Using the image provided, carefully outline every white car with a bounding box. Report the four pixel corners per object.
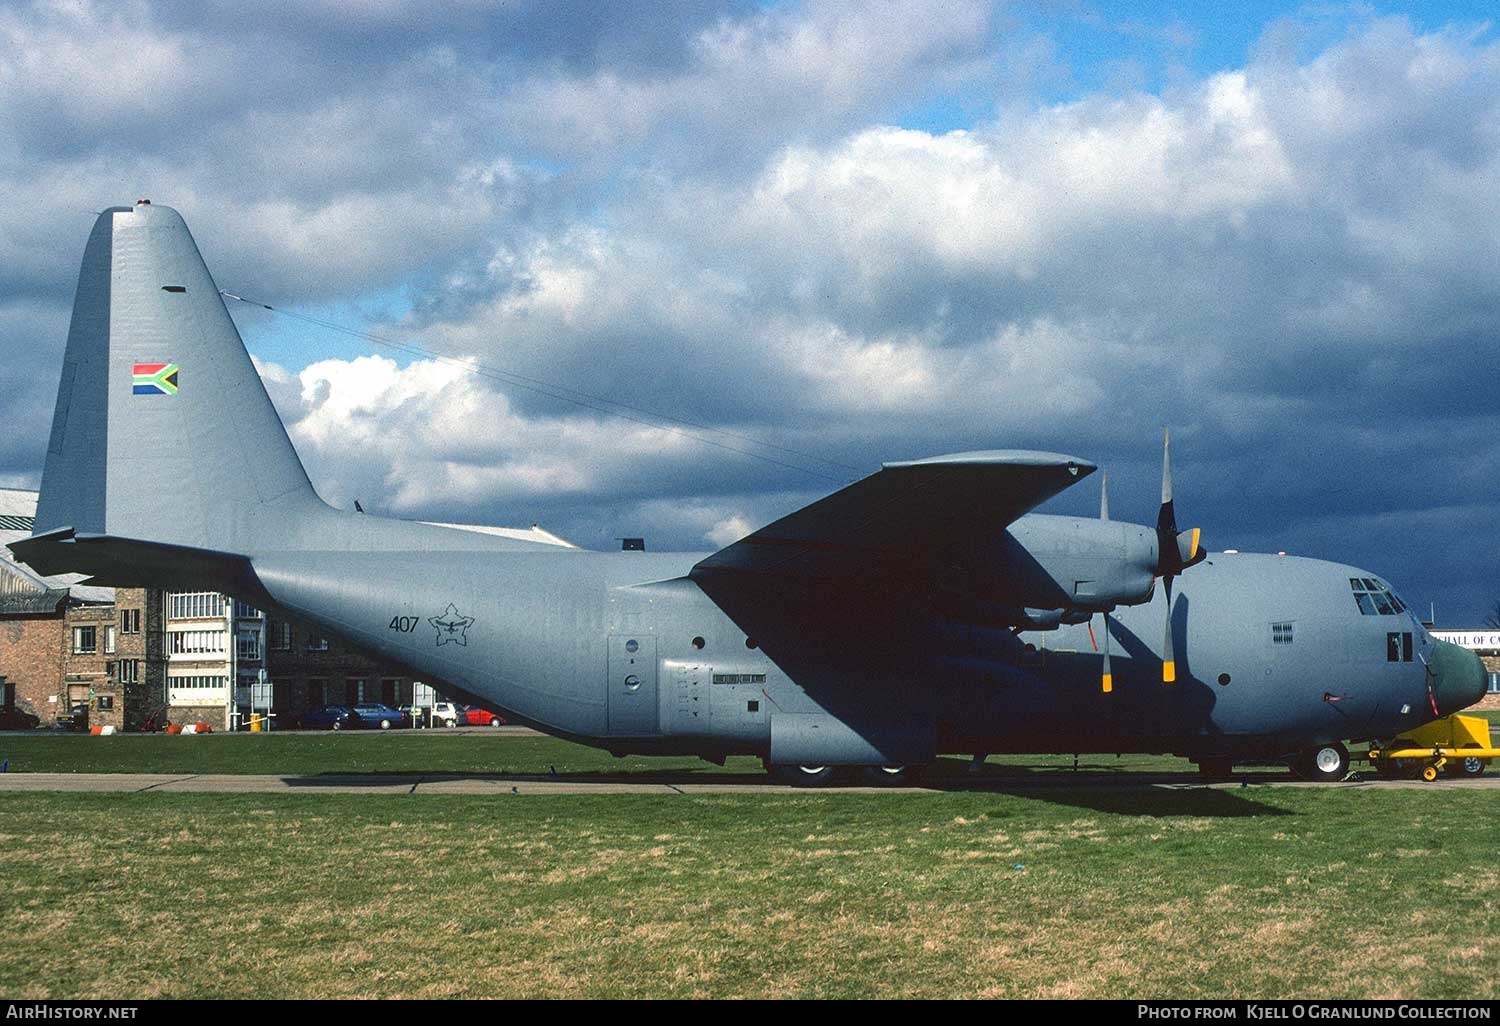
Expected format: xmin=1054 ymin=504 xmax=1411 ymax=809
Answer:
xmin=428 ymin=702 xmax=459 ymax=728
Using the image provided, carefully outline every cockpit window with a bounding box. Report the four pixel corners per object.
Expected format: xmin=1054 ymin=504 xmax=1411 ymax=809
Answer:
xmin=1350 ymin=577 xmax=1404 ymax=616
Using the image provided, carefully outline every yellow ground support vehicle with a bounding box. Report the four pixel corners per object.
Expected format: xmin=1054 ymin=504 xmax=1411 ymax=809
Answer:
xmin=1367 ymin=713 xmax=1498 ymax=781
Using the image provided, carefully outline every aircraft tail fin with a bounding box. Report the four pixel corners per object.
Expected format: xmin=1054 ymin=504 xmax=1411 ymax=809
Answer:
xmin=35 ymin=201 xmax=324 ymax=557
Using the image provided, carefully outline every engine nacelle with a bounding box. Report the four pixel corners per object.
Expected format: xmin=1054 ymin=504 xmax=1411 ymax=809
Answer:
xmin=1016 ymin=608 xmax=1094 ymax=630
xmin=997 ymin=514 xmax=1159 ymax=613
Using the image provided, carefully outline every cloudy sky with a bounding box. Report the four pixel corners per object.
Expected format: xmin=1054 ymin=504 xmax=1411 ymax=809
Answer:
xmin=2 ymin=0 xmax=1498 ymax=623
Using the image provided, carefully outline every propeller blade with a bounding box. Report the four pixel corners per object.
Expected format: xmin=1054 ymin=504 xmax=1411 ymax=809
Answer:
xmin=1155 ymin=429 xmax=1205 ymax=574
xmin=1158 ymin=429 xmax=1175 ymax=535
xmin=1162 ymin=576 xmax=1176 ymax=683
xmin=1101 ymin=611 xmax=1113 ymax=693
xmin=1100 ymin=470 xmax=1109 ymax=522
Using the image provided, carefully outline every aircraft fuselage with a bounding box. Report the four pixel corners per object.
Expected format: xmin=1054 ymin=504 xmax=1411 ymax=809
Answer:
xmin=248 ymin=528 xmax=1455 ymax=767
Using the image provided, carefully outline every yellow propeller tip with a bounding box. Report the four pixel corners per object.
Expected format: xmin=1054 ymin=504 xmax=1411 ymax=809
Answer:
xmin=1101 ymin=674 xmax=1113 ymax=693
xmin=1163 ymin=662 xmax=1176 ymax=683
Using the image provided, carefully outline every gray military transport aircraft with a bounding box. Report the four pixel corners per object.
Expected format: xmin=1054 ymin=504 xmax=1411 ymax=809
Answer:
xmin=15 ymin=202 xmax=1488 ymax=784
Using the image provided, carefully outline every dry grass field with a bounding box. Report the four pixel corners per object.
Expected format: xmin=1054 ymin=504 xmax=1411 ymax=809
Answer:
xmin=2 ymin=787 xmax=1496 ymax=999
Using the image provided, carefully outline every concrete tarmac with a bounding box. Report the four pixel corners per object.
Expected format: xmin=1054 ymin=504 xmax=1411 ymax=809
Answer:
xmin=1 ymin=770 xmax=1496 ymax=795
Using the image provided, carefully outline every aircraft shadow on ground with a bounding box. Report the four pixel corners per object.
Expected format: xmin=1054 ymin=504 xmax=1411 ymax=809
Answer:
xmin=983 ymin=783 xmax=1294 ymax=817
xmin=287 ymin=766 xmax=1298 ymax=815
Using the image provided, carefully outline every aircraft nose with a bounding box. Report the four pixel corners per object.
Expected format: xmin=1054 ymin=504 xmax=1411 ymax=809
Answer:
xmin=1430 ymin=640 xmax=1487 ymax=715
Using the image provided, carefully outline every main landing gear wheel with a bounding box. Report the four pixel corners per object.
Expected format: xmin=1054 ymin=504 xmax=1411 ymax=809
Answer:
xmin=1196 ymin=757 xmax=1234 ymax=783
xmin=859 ymin=765 xmax=923 ymax=787
xmin=1291 ymin=742 xmax=1349 ymax=782
xmin=770 ymin=764 xmax=838 ymax=787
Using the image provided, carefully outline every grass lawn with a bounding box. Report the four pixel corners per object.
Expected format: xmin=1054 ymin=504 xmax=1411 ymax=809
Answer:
xmin=1 ymin=788 xmax=1496 ymax=999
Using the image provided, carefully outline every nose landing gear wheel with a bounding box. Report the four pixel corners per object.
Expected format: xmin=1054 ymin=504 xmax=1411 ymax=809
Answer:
xmin=1291 ymin=742 xmax=1349 ymax=782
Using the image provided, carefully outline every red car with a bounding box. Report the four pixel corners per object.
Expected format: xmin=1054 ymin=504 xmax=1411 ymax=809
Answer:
xmin=463 ymin=706 xmax=506 ymax=727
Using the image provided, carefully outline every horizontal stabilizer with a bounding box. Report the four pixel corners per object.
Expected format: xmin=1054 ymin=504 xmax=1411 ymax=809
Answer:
xmin=694 ymin=450 xmax=1095 ymax=580
xmin=10 ymin=527 xmax=261 ymax=596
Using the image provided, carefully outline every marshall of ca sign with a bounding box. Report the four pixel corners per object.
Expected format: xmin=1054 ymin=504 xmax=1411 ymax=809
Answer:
xmin=1431 ymin=630 xmax=1500 ymax=652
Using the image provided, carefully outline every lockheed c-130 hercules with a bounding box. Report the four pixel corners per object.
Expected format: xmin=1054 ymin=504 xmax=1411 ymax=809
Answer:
xmin=15 ymin=202 xmax=1488 ymax=784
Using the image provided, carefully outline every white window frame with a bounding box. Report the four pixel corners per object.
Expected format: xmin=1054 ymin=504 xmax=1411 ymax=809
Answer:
xmin=72 ymin=626 xmax=97 ymax=654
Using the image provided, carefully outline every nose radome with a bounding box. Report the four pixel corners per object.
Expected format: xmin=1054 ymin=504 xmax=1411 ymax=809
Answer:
xmin=1431 ymin=641 xmax=1487 ymax=715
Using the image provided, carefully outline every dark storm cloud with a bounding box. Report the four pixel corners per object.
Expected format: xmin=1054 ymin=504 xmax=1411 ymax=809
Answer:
xmin=3 ymin=4 xmax=1498 ymax=618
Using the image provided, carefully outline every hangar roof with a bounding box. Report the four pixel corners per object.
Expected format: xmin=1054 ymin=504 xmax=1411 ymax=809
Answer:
xmin=0 ymin=489 xmax=115 ymax=606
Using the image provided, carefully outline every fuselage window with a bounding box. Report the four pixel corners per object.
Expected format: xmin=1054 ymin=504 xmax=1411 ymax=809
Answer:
xmin=1386 ymin=632 xmax=1414 ymax=663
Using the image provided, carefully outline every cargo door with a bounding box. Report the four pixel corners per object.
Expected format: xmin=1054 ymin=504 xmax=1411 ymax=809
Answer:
xmin=607 ymin=635 xmax=658 ymax=736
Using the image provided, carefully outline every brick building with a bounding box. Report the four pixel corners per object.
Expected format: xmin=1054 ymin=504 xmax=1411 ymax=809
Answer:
xmin=2 ymin=489 xmax=167 ymax=730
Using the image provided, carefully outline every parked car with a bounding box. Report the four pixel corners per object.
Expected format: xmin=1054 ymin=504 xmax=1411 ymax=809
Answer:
xmin=55 ymin=701 xmax=90 ymax=732
xmin=462 ymin=706 xmax=506 ymax=727
xmin=349 ymin=703 xmax=411 ymax=730
xmin=300 ymin=705 xmax=355 ymax=731
xmin=429 ymin=701 xmax=459 ymax=728
xmin=0 ymin=708 xmax=40 ymax=730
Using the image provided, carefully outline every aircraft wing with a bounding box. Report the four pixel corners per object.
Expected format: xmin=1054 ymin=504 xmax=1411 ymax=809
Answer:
xmin=692 ymin=450 xmax=1095 ymax=582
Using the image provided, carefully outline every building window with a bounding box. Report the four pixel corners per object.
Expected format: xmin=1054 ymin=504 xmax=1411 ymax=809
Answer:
xmin=345 ymin=678 xmax=366 ymax=704
xmin=119 ymin=660 xmax=139 ymax=684
xmin=168 ymin=674 xmax=228 ymax=705
xmin=307 ymin=631 xmax=329 ymax=652
xmin=168 ymin=674 xmax=227 ymax=690
xmin=170 ymin=630 xmax=227 ymax=655
xmin=307 ymin=679 xmax=326 ymax=707
xmin=234 ymin=600 xmax=262 ymax=619
xmin=72 ymin=626 xmax=96 ymax=654
xmin=169 ymin=592 xmax=226 ymax=620
xmin=97 ymin=694 xmax=114 ymax=711
xmin=1271 ymin=622 xmax=1294 ymax=646
xmin=236 ymin=632 xmax=261 ymax=661
xmin=268 ymin=621 xmax=292 ymax=651
xmin=105 ymin=626 xmax=116 ymax=654
xmin=120 ymin=608 xmax=141 ymax=634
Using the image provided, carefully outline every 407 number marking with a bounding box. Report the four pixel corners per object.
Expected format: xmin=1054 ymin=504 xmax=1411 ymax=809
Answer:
xmin=389 ymin=616 xmax=421 ymax=633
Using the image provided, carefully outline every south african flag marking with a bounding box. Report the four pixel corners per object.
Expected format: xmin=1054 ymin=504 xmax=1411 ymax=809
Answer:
xmin=132 ymin=362 xmax=179 ymax=395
